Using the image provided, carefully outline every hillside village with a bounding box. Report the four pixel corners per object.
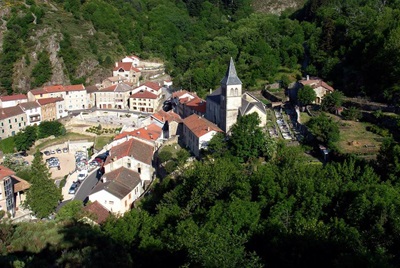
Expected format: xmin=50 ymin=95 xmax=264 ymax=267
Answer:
xmin=0 ymin=55 xmax=337 ymax=219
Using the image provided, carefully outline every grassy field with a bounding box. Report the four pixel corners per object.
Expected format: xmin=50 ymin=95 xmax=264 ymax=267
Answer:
xmin=329 ymin=115 xmax=383 ymax=155
xmin=0 ymin=136 xmax=15 ymax=153
xmin=94 ymin=135 xmax=114 ymax=151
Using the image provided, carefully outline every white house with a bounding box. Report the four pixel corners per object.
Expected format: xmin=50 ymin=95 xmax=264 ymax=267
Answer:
xmin=95 ymin=83 xmax=133 ymax=109
xmin=0 ymin=94 xmax=27 ymax=108
xmin=104 ymin=137 xmax=155 ymax=182
xmin=113 ymin=62 xmax=141 ymax=84
xmin=89 ymin=167 xmax=143 ymax=215
xmin=182 ymin=114 xmax=223 ymax=158
xmin=121 ymin=55 xmax=141 ymax=67
xmin=18 ymin=101 xmax=41 ymax=126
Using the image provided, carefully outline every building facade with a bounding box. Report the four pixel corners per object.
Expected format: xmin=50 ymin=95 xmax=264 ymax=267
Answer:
xmin=0 ymin=106 xmax=27 ymax=140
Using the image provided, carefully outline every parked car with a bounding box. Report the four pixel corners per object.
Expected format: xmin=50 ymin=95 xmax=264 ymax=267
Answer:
xmin=50 ymin=150 xmax=56 ymax=154
xmin=68 ymin=181 xmax=80 ymax=194
xmin=44 ymin=151 xmax=50 ymax=156
xmin=77 ymin=170 xmax=88 ymax=181
xmin=63 ymin=148 xmax=68 ymax=153
xmin=56 ymin=148 xmax=62 ymax=154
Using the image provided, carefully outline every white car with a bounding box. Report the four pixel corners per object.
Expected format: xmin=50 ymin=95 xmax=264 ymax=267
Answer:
xmin=77 ymin=170 xmax=88 ymax=181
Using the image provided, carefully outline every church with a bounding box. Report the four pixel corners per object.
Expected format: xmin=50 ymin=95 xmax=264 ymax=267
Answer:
xmin=205 ymin=58 xmax=267 ymax=133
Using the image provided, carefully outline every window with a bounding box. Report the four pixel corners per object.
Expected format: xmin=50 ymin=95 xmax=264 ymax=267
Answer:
xmin=21 ymin=117 xmax=24 ymax=121
xmin=9 ymin=125 xmax=12 ymax=129
xmin=109 ymin=201 xmax=114 ymax=205
xmin=8 ymin=119 xmax=10 ymax=123
xmin=138 ymin=167 xmax=141 ymax=174
xmin=18 ymin=123 xmax=21 ymax=127
xmin=15 ymin=118 xmax=17 ymax=123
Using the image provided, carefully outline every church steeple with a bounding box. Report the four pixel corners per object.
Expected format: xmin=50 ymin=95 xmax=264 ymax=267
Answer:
xmin=220 ymin=57 xmax=242 ymax=86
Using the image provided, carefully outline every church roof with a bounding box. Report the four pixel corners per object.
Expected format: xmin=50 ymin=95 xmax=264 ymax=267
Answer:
xmin=239 ymin=92 xmax=266 ymax=115
xmin=207 ymin=87 xmax=222 ymax=104
xmin=220 ymin=58 xmax=242 ymax=86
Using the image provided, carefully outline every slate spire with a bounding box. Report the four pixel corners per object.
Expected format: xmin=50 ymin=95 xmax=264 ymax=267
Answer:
xmin=220 ymin=57 xmax=242 ymax=86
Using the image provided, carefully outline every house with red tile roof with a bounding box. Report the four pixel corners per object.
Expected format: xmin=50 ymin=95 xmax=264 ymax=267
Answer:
xmin=113 ymin=62 xmax=141 ymax=84
xmin=37 ymin=97 xmax=65 ymax=121
xmin=89 ymin=167 xmax=143 ymax=215
xmin=0 ymin=94 xmax=28 ymax=108
xmin=0 ymin=106 xmax=27 ymax=140
xmin=172 ymin=90 xmax=206 ymax=119
xmin=121 ymin=55 xmax=141 ymax=67
xmin=298 ymin=76 xmax=334 ymax=104
xmin=104 ymin=137 xmax=155 ymax=182
xmin=82 ymin=201 xmax=111 ymax=224
xmin=27 ymin=84 xmax=88 ymax=111
xmin=150 ymin=109 xmax=182 ymax=138
xmin=114 ymin=123 xmax=163 ymax=145
xmin=182 ymin=114 xmax=223 ymax=157
xmin=0 ymin=165 xmax=30 ymax=218
xmin=129 ymin=89 xmax=160 ymax=113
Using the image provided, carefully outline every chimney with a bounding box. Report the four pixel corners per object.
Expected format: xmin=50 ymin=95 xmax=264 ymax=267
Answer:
xmin=207 ymin=127 xmax=210 ymax=131
xmin=149 ymin=134 xmax=153 ymax=139
xmin=137 ymin=131 xmax=140 ymax=135
xmin=306 ymin=75 xmax=309 ymax=81
xmin=115 ymin=62 xmax=118 ymax=67
xmin=144 ymin=126 xmax=147 ymax=130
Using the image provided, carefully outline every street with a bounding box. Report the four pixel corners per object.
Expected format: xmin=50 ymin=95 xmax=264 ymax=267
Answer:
xmin=74 ymin=168 xmax=101 ymax=202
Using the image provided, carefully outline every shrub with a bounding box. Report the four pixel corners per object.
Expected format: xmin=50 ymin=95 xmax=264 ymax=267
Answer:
xmin=158 ymin=150 xmax=172 ymax=163
xmin=164 ymin=160 xmax=177 ymax=174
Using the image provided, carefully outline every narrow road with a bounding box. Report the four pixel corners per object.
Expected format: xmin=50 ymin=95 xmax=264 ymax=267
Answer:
xmin=74 ymin=168 xmax=101 ymax=202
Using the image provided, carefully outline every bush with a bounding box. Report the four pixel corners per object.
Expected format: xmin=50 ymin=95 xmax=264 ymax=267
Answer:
xmin=164 ymin=160 xmax=177 ymax=174
xmin=158 ymin=150 xmax=172 ymax=163
xmin=342 ymin=107 xmax=362 ymax=121
xmin=366 ymin=125 xmax=391 ymax=137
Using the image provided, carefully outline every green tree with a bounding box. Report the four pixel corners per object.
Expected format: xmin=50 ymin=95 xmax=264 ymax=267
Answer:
xmin=206 ymin=132 xmax=229 ymax=158
xmin=14 ymin=125 xmax=37 ymax=151
xmin=31 ymin=51 xmax=52 ymax=88
xmin=376 ymin=138 xmax=400 ymax=183
xmin=25 ymin=151 xmax=62 ymax=218
xmin=176 ymin=148 xmax=190 ymax=165
xmin=38 ymin=121 xmax=65 ymax=138
xmin=306 ymin=113 xmax=340 ymax=146
xmin=229 ymin=113 xmax=269 ymax=162
xmin=56 ymin=200 xmax=83 ymax=222
xmin=297 ymin=85 xmax=316 ymax=106
xmin=342 ymin=106 xmax=361 ymax=121
xmin=321 ymin=91 xmax=344 ymax=113
xmin=158 ymin=150 xmax=172 ymax=164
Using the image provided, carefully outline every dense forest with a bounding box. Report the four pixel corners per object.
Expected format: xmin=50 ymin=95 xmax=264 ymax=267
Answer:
xmin=1 ymin=114 xmax=400 ymax=267
xmin=1 ymin=0 xmax=400 ymax=104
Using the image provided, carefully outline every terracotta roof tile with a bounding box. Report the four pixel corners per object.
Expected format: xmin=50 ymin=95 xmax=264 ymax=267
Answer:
xmin=143 ymin=81 xmax=161 ymax=91
xmin=37 ymin=97 xmax=64 ymax=106
xmin=12 ymin=176 xmax=31 ymax=192
xmin=105 ymin=138 xmax=154 ymax=165
xmin=0 ymin=106 xmax=24 ymax=120
xmin=183 ymin=114 xmax=222 ymax=138
xmin=0 ymin=94 xmax=27 ymax=101
xmin=30 ymin=88 xmax=47 ymax=95
xmin=99 ymin=85 xmax=118 ymax=92
xmin=64 ymin=84 xmax=85 ymax=91
xmin=300 ymin=78 xmax=334 ymax=92
xmin=83 ymin=201 xmax=111 ymax=224
xmin=43 ymin=85 xmax=65 ymax=93
xmin=0 ymin=165 xmax=15 ymax=180
xmin=113 ymin=62 xmax=137 ymax=72
xmin=114 ymin=123 xmax=162 ymax=141
xmin=152 ymin=109 xmax=182 ymax=123
xmin=130 ymin=90 xmax=158 ymax=99
xmin=185 ymin=96 xmax=206 ymax=114
xmin=172 ymin=90 xmax=190 ymax=98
